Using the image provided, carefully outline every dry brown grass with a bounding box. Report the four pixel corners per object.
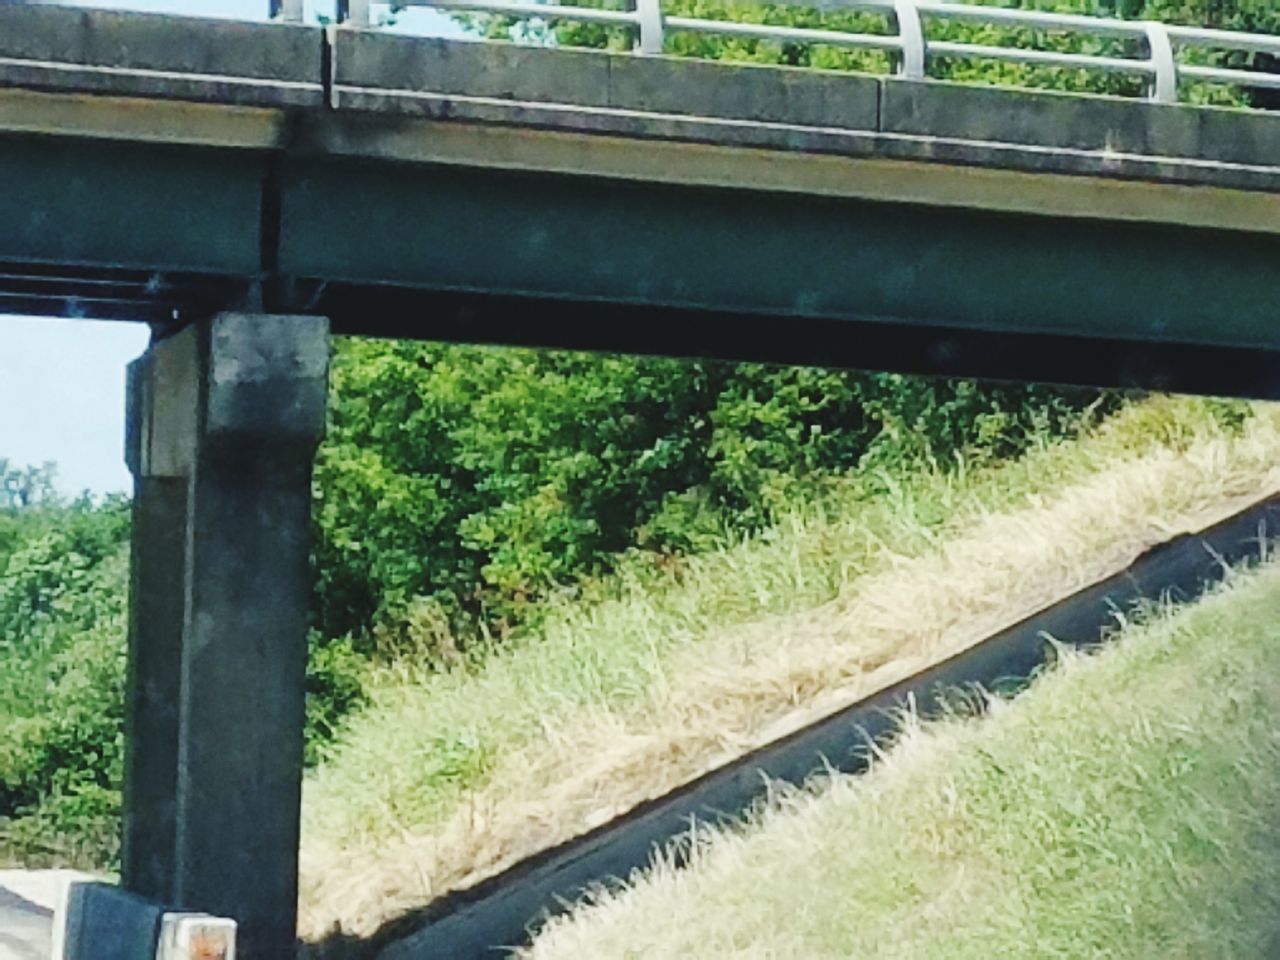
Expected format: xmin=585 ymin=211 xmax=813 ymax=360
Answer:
xmin=298 ymin=398 xmax=1280 ymax=946
xmin=522 ymin=562 xmax=1280 ymax=960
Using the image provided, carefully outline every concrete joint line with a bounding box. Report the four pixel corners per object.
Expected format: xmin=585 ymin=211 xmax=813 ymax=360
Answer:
xmin=0 ymin=54 xmax=322 ymax=94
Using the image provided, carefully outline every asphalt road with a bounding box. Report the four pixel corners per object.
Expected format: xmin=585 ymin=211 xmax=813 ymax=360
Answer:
xmin=0 ymin=885 xmax=51 ymax=960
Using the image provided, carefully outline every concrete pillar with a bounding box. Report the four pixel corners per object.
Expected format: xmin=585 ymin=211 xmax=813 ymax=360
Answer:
xmin=122 ymin=313 xmax=329 ymax=960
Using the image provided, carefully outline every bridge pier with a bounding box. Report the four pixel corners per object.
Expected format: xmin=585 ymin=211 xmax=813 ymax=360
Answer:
xmin=121 ymin=313 xmax=329 ymax=960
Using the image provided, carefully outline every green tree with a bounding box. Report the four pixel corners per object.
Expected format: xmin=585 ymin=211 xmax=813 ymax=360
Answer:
xmin=313 ymin=341 xmax=1100 ymax=652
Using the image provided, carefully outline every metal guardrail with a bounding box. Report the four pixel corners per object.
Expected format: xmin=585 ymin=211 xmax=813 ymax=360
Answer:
xmin=269 ymin=0 xmax=305 ymax=20
xmin=322 ymin=0 xmax=1280 ymax=104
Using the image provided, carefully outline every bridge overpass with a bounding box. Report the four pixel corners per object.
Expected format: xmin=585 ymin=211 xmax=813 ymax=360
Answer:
xmin=0 ymin=2 xmax=1277 ymax=958
xmin=3 ymin=3 xmax=1280 ymax=392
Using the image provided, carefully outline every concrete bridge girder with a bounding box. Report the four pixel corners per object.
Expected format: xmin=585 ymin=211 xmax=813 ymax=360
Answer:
xmin=0 ymin=6 xmax=1275 ymax=373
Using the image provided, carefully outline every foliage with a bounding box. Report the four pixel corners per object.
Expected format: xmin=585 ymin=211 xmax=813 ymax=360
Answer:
xmin=0 ymin=491 xmax=129 ymax=868
xmin=299 ymin=394 xmax=1275 ymax=937
xmin=305 ymin=634 xmax=369 ymax=768
xmin=314 ymin=341 xmax=1102 ymax=653
xmin=495 ymin=0 xmax=1280 ymax=108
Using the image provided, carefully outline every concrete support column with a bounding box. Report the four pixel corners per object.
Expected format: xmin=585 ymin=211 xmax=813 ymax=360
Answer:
xmin=122 ymin=313 xmax=329 ymax=960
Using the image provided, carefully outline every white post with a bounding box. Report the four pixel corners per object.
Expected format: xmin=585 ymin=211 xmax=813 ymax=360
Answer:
xmin=270 ymin=0 xmax=304 ymax=22
xmin=340 ymin=0 xmax=373 ymax=26
xmin=1144 ymin=21 xmax=1178 ymax=103
xmin=895 ymin=0 xmax=926 ymax=80
xmin=636 ymin=0 xmax=665 ymax=54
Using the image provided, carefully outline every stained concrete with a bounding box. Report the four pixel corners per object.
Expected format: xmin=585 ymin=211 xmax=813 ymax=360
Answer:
xmin=0 ymin=4 xmax=322 ymax=106
xmin=123 ymin=314 xmax=329 ymax=960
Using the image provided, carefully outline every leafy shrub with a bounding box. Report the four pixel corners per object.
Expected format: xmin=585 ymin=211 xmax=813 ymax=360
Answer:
xmin=305 ymin=634 xmax=369 ymax=766
xmin=314 ymin=341 xmax=1108 ymax=655
xmin=0 ymin=498 xmax=129 ymax=868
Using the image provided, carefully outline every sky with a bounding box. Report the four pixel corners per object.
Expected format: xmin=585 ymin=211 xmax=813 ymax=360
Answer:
xmin=0 ymin=0 xmax=464 ymax=495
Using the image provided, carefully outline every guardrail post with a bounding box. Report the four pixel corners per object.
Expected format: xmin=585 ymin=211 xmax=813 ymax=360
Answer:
xmin=894 ymin=0 xmax=926 ymax=80
xmin=1144 ymin=21 xmax=1178 ymax=103
xmin=635 ymin=0 xmax=665 ymax=55
xmin=338 ymin=0 xmax=373 ymax=27
xmin=269 ymin=0 xmax=303 ymax=22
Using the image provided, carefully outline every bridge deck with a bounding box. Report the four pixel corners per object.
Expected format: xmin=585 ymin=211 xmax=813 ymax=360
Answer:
xmin=0 ymin=5 xmax=1277 ymax=393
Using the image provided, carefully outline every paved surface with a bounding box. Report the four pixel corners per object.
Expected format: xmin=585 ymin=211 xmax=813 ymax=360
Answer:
xmin=0 ymin=870 xmax=97 ymax=960
xmin=0 ymin=885 xmax=52 ymax=960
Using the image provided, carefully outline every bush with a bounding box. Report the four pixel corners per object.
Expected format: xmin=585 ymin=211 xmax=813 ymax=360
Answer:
xmin=0 ymin=497 xmax=129 ymax=868
xmin=305 ymin=634 xmax=369 ymax=767
xmin=314 ymin=341 xmax=1108 ymax=655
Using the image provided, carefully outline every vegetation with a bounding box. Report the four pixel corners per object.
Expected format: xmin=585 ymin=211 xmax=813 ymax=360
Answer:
xmin=315 ymin=343 xmax=1098 ymax=651
xmin=523 ymin=558 xmax=1280 ymax=960
xmin=298 ymin=394 xmax=1279 ymax=941
xmin=0 ymin=481 xmax=129 ymax=869
xmin=0 ymin=361 xmax=1101 ymax=871
xmin=0 ymin=479 xmax=366 ymax=861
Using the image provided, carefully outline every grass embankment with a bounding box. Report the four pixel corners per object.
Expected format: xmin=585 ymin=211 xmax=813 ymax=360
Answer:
xmin=525 ymin=559 xmax=1280 ymax=959
xmin=299 ymin=396 xmax=1280 ymax=942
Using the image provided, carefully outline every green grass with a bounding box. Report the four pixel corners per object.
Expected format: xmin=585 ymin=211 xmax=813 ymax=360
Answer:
xmin=524 ymin=559 xmax=1280 ymax=960
xmin=299 ymin=395 xmax=1280 ymax=939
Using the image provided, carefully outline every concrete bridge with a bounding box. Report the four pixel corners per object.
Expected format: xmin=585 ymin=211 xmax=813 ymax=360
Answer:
xmin=5 ymin=3 xmax=1280 ymax=392
xmin=0 ymin=3 xmax=1276 ymax=957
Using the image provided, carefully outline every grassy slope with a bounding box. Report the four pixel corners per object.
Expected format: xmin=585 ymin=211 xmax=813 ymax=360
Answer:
xmin=299 ymin=397 xmax=1280 ymax=940
xmin=525 ymin=559 xmax=1280 ymax=960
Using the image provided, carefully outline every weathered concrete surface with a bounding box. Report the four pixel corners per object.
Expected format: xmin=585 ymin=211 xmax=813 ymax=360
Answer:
xmin=0 ymin=5 xmax=322 ymax=107
xmin=877 ymin=76 xmax=1280 ymax=168
xmin=0 ymin=6 xmax=1273 ymax=192
xmin=0 ymin=887 xmax=51 ymax=960
xmin=124 ymin=314 xmax=329 ymax=960
xmin=325 ymin=30 xmax=1280 ymax=193
xmin=332 ymin=31 xmax=883 ymax=130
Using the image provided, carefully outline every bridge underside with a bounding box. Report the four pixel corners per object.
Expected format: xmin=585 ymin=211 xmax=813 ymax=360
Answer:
xmin=3 ymin=145 xmax=1278 ymax=397
xmin=3 ymin=129 xmax=1279 ymax=396
xmin=0 ymin=6 xmax=1277 ymax=397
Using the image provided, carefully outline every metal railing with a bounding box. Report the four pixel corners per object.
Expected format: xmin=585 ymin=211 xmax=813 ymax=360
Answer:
xmin=326 ymin=0 xmax=1280 ymax=104
xmin=270 ymin=0 xmax=305 ymax=20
